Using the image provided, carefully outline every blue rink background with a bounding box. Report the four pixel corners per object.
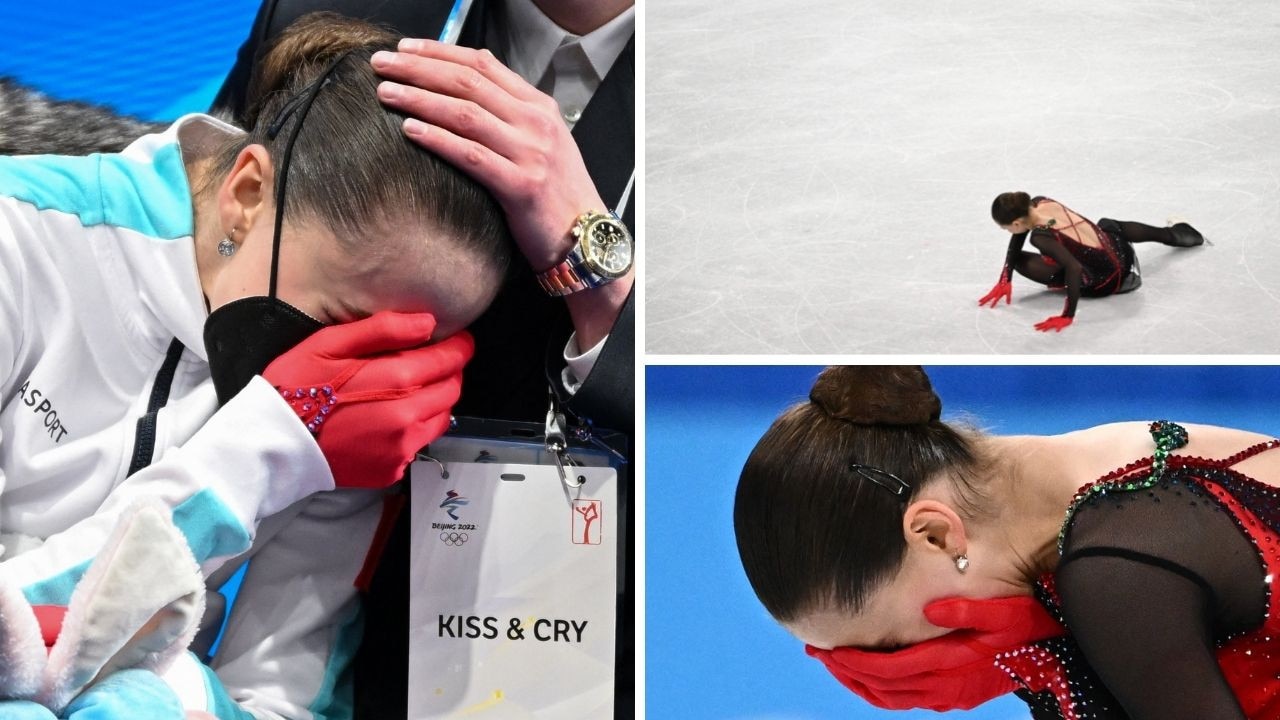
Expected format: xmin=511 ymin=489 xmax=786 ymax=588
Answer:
xmin=0 ymin=0 xmax=262 ymax=121
xmin=646 ymin=365 xmax=1280 ymax=720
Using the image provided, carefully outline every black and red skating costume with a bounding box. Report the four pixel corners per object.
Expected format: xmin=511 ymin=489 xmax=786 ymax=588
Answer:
xmin=998 ymin=197 xmax=1139 ymax=319
xmin=1000 ymin=421 xmax=1280 ymax=719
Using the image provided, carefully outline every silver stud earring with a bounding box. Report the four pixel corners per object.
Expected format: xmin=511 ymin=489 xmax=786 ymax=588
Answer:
xmin=954 ymin=554 xmax=969 ymax=573
xmin=217 ymin=236 xmax=236 ymax=257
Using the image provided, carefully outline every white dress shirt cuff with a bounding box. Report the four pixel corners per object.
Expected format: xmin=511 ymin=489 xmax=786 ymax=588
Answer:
xmin=561 ymin=332 xmax=606 ymax=395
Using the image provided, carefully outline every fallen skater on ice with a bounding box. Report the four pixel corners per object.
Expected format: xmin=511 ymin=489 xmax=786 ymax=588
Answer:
xmin=978 ymin=191 xmax=1204 ymax=332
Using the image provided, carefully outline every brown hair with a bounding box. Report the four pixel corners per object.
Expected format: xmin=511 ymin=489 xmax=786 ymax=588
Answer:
xmin=211 ymin=12 xmax=511 ymax=282
xmin=733 ymin=366 xmax=989 ymax=622
xmin=991 ymin=191 xmax=1032 ymax=225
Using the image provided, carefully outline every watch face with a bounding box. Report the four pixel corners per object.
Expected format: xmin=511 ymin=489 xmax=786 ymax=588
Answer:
xmin=581 ymin=218 xmax=633 ymax=277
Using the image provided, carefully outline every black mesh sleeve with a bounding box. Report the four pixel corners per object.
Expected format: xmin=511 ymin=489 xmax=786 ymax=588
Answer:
xmin=1028 ymin=229 xmax=1082 ymax=317
xmin=1054 ymin=479 xmax=1266 ymax=720
xmin=1002 ymin=232 xmax=1028 ymax=283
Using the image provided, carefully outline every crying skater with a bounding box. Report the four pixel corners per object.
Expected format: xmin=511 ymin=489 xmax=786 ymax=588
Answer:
xmin=0 ymin=13 xmax=510 ymax=717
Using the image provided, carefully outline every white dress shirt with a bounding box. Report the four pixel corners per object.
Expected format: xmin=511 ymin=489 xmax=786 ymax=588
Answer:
xmin=495 ymin=0 xmax=635 ymax=128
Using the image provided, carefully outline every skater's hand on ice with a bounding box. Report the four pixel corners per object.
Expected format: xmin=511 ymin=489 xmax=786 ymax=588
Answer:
xmin=1034 ymin=315 xmax=1073 ymax=332
xmin=977 ymin=279 xmax=1012 ymax=308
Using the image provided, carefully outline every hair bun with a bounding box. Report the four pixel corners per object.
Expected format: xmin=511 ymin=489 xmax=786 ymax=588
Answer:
xmin=809 ymin=366 xmax=941 ymax=426
xmin=246 ymin=12 xmax=396 ymax=125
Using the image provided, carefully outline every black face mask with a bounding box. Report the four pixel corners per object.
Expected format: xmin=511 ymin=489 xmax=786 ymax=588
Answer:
xmin=203 ymin=55 xmax=348 ymax=406
xmin=203 ymin=298 xmax=323 ymax=405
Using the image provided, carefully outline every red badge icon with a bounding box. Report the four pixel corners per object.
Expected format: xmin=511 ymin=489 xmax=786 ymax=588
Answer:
xmin=571 ymin=499 xmax=602 ymax=545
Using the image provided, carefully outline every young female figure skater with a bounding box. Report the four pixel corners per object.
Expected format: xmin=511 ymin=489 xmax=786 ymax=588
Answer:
xmin=0 ymin=13 xmax=509 ymax=718
xmin=736 ymin=366 xmax=1280 ymax=719
xmin=978 ymin=192 xmax=1203 ymax=332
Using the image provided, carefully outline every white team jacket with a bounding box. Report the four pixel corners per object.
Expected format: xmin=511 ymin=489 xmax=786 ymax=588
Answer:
xmin=0 ymin=114 xmax=384 ymax=719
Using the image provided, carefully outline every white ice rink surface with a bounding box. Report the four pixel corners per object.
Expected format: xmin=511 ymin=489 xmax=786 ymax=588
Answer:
xmin=647 ymin=1 xmax=1280 ymax=354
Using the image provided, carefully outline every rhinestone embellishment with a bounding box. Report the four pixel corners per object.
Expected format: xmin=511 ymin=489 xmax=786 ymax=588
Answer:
xmin=278 ymin=385 xmax=337 ymax=434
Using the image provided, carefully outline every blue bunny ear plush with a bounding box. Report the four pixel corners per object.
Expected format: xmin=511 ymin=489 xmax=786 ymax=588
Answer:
xmin=39 ymin=501 xmax=205 ymax=715
xmin=0 ymin=572 xmax=47 ymax=701
xmin=59 ymin=669 xmax=184 ymax=720
xmin=0 ymin=700 xmax=57 ymax=720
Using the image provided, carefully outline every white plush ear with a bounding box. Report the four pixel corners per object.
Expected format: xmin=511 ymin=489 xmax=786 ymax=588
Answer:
xmin=0 ymin=574 xmax=47 ymax=700
xmin=40 ymin=500 xmax=205 ymax=713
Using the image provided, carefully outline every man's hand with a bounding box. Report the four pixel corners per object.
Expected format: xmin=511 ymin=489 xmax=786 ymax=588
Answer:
xmin=371 ymin=40 xmax=632 ymax=349
xmin=372 ymin=39 xmax=608 ymax=272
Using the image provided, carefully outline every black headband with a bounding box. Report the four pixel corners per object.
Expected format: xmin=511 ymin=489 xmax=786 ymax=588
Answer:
xmin=263 ymin=50 xmax=354 ymax=299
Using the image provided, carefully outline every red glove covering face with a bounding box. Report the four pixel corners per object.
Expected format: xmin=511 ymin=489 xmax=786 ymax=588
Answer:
xmin=262 ymin=312 xmax=473 ymax=489
xmin=805 ymin=595 xmax=1066 ymax=712
xmin=978 ymin=279 xmax=1013 ymax=308
xmin=1034 ymin=315 xmax=1073 ymax=332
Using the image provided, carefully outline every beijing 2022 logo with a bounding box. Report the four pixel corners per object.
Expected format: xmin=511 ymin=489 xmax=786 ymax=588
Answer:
xmin=439 ymin=531 xmax=469 ymax=546
xmin=435 ymin=490 xmax=477 ymax=547
xmin=440 ymin=489 xmax=468 ymax=520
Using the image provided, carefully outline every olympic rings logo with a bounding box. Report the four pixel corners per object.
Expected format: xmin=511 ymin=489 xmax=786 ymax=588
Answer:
xmin=440 ymin=532 xmax=469 ymax=546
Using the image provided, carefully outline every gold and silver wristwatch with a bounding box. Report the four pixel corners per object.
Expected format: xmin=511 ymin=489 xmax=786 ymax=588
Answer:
xmin=536 ymin=211 xmax=634 ymax=296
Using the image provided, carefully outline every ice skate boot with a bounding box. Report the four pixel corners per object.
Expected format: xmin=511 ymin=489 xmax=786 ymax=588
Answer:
xmin=1165 ymin=221 xmax=1204 ymax=247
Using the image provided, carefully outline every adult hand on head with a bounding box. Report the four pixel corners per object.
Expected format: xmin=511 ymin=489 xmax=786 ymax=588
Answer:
xmin=371 ymin=39 xmax=606 ymax=272
xmin=370 ymin=40 xmax=631 ymax=348
xmin=1034 ymin=315 xmax=1073 ymax=333
xmin=978 ymin=279 xmax=1013 ymax=308
xmin=263 ymin=312 xmax=473 ymax=489
xmin=805 ymin=595 xmax=1064 ymax=711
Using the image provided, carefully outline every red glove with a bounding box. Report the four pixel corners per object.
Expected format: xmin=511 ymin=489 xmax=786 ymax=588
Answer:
xmin=978 ymin=279 xmax=1013 ymax=308
xmin=263 ymin=312 xmax=473 ymax=488
xmin=805 ymin=595 xmax=1065 ymax=711
xmin=1034 ymin=315 xmax=1073 ymax=332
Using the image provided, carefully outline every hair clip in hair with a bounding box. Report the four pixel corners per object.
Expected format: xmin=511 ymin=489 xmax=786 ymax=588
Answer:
xmin=849 ymin=463 xmax=910 ymax=497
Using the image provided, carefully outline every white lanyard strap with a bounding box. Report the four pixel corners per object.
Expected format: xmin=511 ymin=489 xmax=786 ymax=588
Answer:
xmin=614 ymin=169 xmax=635 ymax=219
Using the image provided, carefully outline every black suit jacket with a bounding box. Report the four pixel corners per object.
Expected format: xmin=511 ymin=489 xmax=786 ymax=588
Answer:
xmin=213 ymin=3 xmax=634 ymax=718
